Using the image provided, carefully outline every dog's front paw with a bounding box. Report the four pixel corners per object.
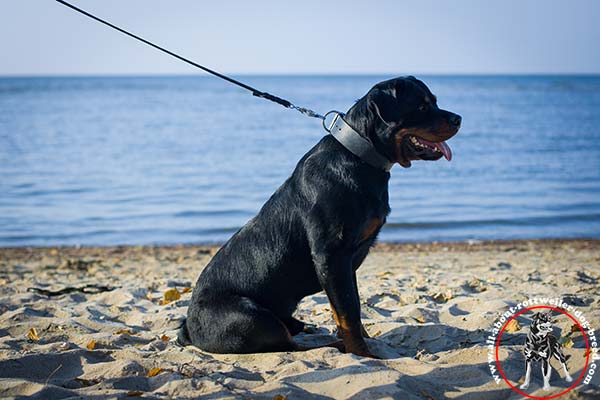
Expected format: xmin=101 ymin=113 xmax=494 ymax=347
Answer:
xmin=543 ymin=384 xmax=552 ymax=391
xmin=343 ymin=341 xmax=380 ymax=359
xmin=519 ymin=383 xmax=529 ymax=390
xmin=337 ymin=324 xmax=371 ymax=339
xmin=565 ymin=375 xmax=573 ymax=382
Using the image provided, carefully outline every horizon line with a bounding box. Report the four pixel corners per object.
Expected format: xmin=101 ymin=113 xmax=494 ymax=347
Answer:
xmin=2 ymin=72 xmax=600 ymax=79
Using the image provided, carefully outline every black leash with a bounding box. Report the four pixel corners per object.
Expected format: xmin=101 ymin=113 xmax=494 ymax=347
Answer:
xmin=55 ymin=0 xmax=325 ymax=120
xmin=54 ymin=1 xmax=394 ymax=171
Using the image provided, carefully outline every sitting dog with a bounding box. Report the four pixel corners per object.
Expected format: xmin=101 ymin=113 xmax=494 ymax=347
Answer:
xmin=179 ymin=76 xmax=461 ymax=357
xmin=520 ymin=312 xmax=573 ymax=391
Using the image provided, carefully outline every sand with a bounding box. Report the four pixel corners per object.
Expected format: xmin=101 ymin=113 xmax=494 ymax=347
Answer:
xmin=0 ymin=239 xmax=598 ymax=399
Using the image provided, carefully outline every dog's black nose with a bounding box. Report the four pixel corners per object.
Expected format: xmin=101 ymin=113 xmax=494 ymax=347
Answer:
xmin=449 ymin=114 xmax=462 ymax=128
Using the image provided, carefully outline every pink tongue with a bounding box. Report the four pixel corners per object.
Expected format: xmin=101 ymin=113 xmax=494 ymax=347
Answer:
xmin=419 ymin=138 xmax=452 ymax=161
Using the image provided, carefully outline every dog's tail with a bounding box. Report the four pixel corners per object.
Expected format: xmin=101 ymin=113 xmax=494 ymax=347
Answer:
xmin=177 ymin=318 xmax=192 ymax=347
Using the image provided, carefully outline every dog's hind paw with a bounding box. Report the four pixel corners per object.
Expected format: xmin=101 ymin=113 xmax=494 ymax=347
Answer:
xmin=519 ymin=383 xmax=529 ymax=390
xmin=565 ymin=375 xmax=573 ymax=382
xmin=543 ymin=384 xmax=552 ymax=391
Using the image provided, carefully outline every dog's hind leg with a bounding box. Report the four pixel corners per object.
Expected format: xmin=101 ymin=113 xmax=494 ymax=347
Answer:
xmin=177 ymin=319 xmax=192 ymax=346
xmin=553 ymin=348 xmax=573 ymax=382
xmin=186 ymin=294 xmax=341 ymax=354
xmin=561 ymin=362 xmax=573 ymax=383
xmin=542 ymin=360 xmax=552 ymax=391
xmin=186 ymin=294 xmax=298 ymax=354
xmin=520 ymin=361 xmax=532 ymax=390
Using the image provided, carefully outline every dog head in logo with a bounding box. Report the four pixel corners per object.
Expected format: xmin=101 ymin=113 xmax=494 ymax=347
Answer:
xmin=531 ymin=312 xmax=554 ymax=337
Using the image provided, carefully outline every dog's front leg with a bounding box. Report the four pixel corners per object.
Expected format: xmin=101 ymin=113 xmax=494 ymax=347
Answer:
xmin=352 ymin=272 xmax=370 ymax=338
xmin=314 ymin=254 xmax=374 ymax=358
xmin=542 ymin=360 xmax=552 ymax=391
xmin=520 ymin=360 xmax=532 ymax=389
xmin=334 ymin=272 xmax=369 ymax=339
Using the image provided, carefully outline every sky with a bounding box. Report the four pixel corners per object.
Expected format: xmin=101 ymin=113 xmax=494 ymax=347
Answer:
xmin=2 ymin=0 xmax=600 ymax=76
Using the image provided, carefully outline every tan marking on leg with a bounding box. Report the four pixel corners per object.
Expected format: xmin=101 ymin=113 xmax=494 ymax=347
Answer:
xmin=330 ymin=303 xmax=343 ymax=328
xmin=330 ymin=303 xmax=374 ymax=357
xmin=361 ymin=218 xmax=383 ymax=241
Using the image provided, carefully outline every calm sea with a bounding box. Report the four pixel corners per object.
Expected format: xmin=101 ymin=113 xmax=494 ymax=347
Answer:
xmin=1 ymin=75 xmax=599 ymax=246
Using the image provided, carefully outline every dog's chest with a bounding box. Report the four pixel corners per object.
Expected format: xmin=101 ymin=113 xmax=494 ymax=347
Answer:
xmin=526 ymin=335 xmax=552 ymax=360
xmin=357 ymin=190 xmax=389 ymax=243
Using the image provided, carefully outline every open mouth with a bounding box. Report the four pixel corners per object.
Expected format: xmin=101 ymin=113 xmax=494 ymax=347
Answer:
xmin=405 ymin=135 xmax=452 ymax=161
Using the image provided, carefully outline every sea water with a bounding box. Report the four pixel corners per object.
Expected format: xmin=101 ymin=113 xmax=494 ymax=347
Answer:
xmin=1 ymin=75 xmax=599 ymax=246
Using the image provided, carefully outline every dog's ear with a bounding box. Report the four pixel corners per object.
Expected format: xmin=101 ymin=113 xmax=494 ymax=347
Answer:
xmin=531 ymin=312 xmax=542 ymax=321
xmin=367 ymin=81 xmax=406 ymax=126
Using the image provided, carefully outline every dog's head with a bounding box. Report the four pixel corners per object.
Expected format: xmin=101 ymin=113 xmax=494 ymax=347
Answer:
xmin=531 ymin=312 xmax=554 ymax=337
xmin=344 ymin=76 xmax=461 ymax=168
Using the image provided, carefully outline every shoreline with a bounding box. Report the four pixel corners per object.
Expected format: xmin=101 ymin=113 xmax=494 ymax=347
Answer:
xmin=1 ymin=238 xmax=598 ymax=399
xmin=1 ymin=236 xmax=598 ymax=253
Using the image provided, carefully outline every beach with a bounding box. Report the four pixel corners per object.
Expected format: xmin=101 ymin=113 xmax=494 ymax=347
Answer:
xmin=0 ymin=239 xmax=598 ymax=399
xmin=3 ymin=3 xmax=599 ymax=399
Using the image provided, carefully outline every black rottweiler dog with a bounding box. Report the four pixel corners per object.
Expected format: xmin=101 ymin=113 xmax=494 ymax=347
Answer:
xmin=180 ymin=76 xmax=461 ymax=357
xmin=520 ymin=312 xmax=573 ymax=391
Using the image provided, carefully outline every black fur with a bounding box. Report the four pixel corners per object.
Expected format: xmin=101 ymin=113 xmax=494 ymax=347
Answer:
xmin=181 ymin=76 xmax=461 ymax=357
